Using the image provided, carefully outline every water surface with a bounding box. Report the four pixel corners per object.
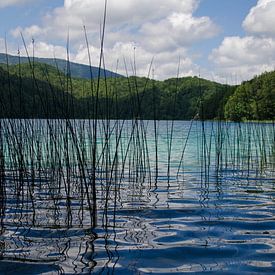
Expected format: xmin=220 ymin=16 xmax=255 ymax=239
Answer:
xmin=0 ymin=120 xmax=274 ymax=274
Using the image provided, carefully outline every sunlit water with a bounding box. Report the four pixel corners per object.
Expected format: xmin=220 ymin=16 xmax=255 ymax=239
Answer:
xmin=0 ymin=120 xmax=274 ymax=274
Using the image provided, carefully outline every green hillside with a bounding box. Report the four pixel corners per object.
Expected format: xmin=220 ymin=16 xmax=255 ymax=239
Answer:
xmin=3 ymin=61 xmax=270 ymax=120
xmin=225 ymin=71 xmax=275 ymax=121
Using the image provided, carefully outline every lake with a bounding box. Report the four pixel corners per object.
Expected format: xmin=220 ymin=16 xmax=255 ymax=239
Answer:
xmin=0 ymin=119 xmax=274 ymax=274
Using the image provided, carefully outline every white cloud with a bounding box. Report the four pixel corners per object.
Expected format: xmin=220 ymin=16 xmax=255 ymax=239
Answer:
xmin=210 ymin=0 xmax=275 ymax=83
xmin=27 ymin=41 xmax=68 ymax=60
xmin=29 ymin=0 xmax=202 ymax=42
xmin=17 ymin=0 xmax=218 ymax=44
xmin=74 ymin=42 xmax=198 ymax=79
xmin=61 ymin=0 xmax=199 ymax=26
xmin=140 ymin=12 xmax=219 ymax=52
xmin=8 ymin=0 xmax=219 ymax=80
xmin=0 ymin=37 xmax=18 ymax=55
xmin=0 ymin=0 xmax=33 ymax=8
xmin=0 ymin=37 xmax=68 ymax=60
xmin=11 ymin=25 xmax=44 ymax=39
xmin=210 ymin=36 xmax=275 ymax=66
xmin=210 ymin=36 xmax=275 ymax=81
xmin=243 ymin=0 xmax=275 ymax=37
xmin=1 ymin=38 xmax=198 ymax=80
xmin=0 ymin=38 xmax=5 ymax=53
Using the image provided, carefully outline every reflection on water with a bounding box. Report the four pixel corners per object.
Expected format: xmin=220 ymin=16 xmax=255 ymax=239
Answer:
xmin=0 ymin=120 xmax=274 ymax=274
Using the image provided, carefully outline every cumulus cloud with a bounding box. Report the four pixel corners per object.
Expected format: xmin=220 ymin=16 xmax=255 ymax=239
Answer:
xmin=1 ymin=38 xmax=197 ymax=80
xmin=210 ymin=36 xmax=275 ymax=80
xmin=210 ymin=0 xmax=275 ymax=82
xmin=61 ymin=0 xmax=199 ymax=26
xmin=23 ymin=0 xmax=204 ymax=42
xmin=8 ymin=0 xmax=219 ymax=80
xmin=0 ymin=37 xmax=18 ymax=55
xmin=243 ymin=0 xmax=275 ymax=37
xmin=26 ymin=41 xmax=68 ymax=60
xmin=0 ymin=36 xmax=68 ymax=60
xmin=210 ymin=36 xmax=275 ymax=66
xmin=73 ymin=42 xmax=198 ymax=79
xmin=11 ymin=25 xmax=44 ymax=39
xmin=140 ymin=12 xmax=219 ymax=52
xmin=15 ymin=0 xmax=218 ymax=44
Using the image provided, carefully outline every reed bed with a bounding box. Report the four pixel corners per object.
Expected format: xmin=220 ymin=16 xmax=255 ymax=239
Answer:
xmin=0 ymin=103 xmax=274 ymax=229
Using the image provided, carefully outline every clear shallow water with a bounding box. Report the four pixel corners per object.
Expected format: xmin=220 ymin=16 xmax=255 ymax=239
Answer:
xmin=0 ymin=120 xmax=274 ymax=274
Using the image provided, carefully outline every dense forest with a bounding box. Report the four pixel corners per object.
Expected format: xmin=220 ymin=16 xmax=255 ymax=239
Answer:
xmin=0 ymin=62 xmax=233 ymax=120
xmin=224 ymin=71 xmax=275 ymax=121
xmin=0 ymin=60 xmax=274 ymax=121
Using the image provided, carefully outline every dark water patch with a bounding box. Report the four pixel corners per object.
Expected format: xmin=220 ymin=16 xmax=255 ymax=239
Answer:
xmin=0 ymin=261 xmax=60 ymax=275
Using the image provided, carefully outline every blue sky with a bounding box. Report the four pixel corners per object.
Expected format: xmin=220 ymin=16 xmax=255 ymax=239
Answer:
xmin=193 ymin=0 xmax=257 ymax=64
xmin=0 ymin=0 xmax=274 ymax=83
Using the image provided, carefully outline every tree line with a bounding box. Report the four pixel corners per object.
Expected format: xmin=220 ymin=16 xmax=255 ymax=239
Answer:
xmin=0 ymin=62 xmax=274 ymax=121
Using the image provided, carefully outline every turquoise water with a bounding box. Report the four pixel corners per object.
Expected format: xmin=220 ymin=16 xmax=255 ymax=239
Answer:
xmin=0 ymin=120 xmax=274 ymax=274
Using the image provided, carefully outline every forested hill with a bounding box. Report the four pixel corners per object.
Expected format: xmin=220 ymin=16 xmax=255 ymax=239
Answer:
xmin=0 ymin=53 xmax=123 ymax=79
xmin=225 ymin=71 xmax=275 ymax=121
xmin=1 ymin=61 xmax=274 ymax=121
